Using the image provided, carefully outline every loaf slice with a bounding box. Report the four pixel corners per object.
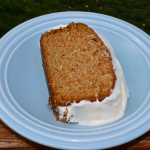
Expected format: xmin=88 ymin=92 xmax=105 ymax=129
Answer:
xmin=40 ymin=22 xmax=116 ymax=122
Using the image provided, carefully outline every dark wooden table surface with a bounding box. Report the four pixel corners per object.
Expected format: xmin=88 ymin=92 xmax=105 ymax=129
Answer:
xmin=0 ymin=119 xmax=150 ymax=150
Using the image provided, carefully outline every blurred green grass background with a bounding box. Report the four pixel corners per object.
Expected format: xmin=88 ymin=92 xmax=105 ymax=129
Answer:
xmin=0 ymin=0 xmax=150 ymax=38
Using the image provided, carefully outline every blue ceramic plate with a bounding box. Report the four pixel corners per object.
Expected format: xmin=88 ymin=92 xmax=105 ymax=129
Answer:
xmin=0 ymin=12 xmax=150 ymax=149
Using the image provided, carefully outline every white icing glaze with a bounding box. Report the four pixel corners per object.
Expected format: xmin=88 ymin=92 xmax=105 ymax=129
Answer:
xmin=50 ymin=24 xmax=129 ymax=126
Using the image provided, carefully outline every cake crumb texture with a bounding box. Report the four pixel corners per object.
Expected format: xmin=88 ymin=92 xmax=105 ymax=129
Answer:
xmin=40 ymin=22 xmax=116 ymax=107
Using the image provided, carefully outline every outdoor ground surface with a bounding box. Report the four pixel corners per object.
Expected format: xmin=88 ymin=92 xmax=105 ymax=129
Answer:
xmin=0 ymin=0 xmax=150 ymax=38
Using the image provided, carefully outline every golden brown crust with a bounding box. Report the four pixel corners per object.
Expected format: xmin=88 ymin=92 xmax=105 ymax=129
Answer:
xmin=40 ymin=22 xmax=116 ymax=111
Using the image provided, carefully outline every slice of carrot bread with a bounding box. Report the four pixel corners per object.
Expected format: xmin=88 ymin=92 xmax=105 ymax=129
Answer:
xmin=40 ymin=22 xmax=116 ymax=122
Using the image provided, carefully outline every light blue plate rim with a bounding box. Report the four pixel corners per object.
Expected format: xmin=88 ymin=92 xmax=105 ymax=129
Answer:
xmin=0 ymin=12 xmax=150 ymax=149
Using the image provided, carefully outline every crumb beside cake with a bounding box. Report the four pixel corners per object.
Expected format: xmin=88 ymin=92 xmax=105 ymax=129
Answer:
xmin=40 ymin=22 xmax=129 ymax=125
